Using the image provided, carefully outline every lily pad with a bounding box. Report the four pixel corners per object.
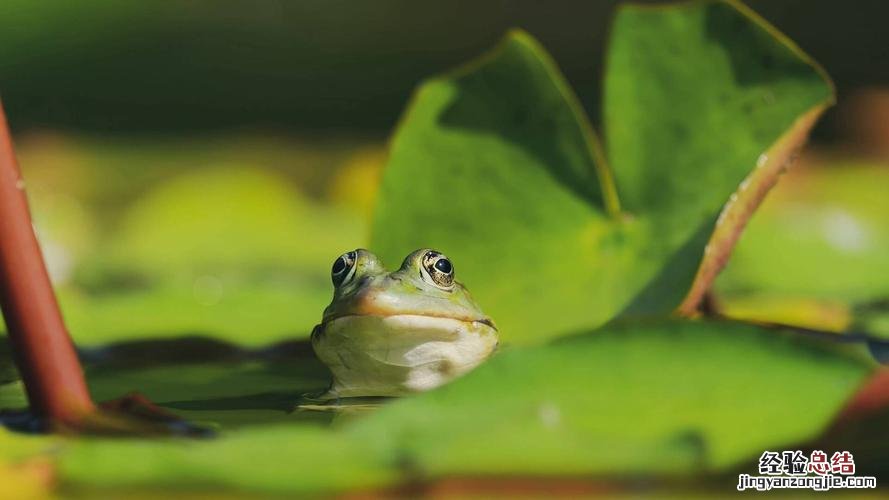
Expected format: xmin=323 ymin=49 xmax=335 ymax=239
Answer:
xmin=1 ymin=336 xmax=334 ymax=430
xmin=0 ymin=320 xmax=876 ymax=495
xmin=371 ymin=1 xmax=833 ymax=344
xmin=352 ymin=320 xmax=873 ymax=475
xmin=41 ymin=320 xmax=874 ymax=495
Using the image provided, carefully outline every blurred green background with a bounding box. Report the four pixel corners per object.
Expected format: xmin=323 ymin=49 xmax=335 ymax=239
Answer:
xmin=1 ymin=0 xmax=887 ymax=347
xmin=0 ymin=1 xmax=888 ymax=497
xmin=3 ymin=0 xmax=889 ymax=136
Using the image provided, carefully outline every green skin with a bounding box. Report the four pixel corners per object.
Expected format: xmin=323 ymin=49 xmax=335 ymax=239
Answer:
xmin=312 ymin=248 xmax=499 ymax=398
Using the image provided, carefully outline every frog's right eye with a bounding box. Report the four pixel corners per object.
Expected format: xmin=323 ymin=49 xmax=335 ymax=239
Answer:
xmin=332 ymin=250 xmax=358 ymax=287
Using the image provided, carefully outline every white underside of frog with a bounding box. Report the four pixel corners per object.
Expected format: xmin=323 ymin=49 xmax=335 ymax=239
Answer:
xmin=313 ymin=314 xmax=498 ymax=398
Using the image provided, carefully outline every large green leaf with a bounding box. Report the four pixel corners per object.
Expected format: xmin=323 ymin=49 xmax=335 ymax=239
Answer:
xmin=350 ymin=320 xmax=873 ymax=476
xmin=371 ymin=1 xmax=833 ymax=344
xmin=605 ymin=0 xmax=833 ymax=316
xmin=9 ymin=320 xmax=866 ymax=495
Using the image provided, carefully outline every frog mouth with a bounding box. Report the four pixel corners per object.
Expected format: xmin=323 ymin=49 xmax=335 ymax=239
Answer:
xmin=472 ymin=317 xmax=497 ymax=329
xmin=323 ymin=312 xmax=497 ymax=331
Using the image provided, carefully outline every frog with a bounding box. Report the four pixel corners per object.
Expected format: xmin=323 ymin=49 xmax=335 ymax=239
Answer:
xmin=311 ymin=248 xmax=498 ymax=399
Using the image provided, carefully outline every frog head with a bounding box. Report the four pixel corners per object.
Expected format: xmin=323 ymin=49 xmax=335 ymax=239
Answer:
xmin=312 ymin=248 xmax=498 ymax=398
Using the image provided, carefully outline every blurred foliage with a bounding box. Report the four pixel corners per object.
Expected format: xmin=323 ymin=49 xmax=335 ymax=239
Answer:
xmin=327 ymin=147 xmax=388 ymax=217
xmin=716 ymin=158 xmax=889 ymax=338
xmin=718 ymin=160 xmax=889 ymax=306
xmin=0 ymin=0 xmax=886 ymax=497
xmin=0 ymin=340 xmax=15 ymax=385
xmin=10 ymin=134 xmax=378 ymax=346
xmin=0 ymin=430 xmax=51 ymax=500
xmin=1 ymin=0 xmax=888 ymax=139
xmin=0 ymin=0 xmax=611 ymax=133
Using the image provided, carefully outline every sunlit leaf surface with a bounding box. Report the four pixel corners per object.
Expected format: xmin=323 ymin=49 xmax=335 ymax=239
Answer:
xmin=372 ymin=1 xmax=832 ymax=344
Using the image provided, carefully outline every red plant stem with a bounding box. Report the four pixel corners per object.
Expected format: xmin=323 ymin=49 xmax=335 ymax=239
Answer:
xmin=0 ymin=100 xmax=95 ymax=423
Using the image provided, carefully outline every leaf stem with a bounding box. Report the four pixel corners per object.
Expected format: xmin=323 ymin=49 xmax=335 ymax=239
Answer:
xmin=0 ymin=99 xmax=96 ymax=424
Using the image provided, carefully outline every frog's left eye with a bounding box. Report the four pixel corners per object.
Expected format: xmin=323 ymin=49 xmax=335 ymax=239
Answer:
xmin=421 ymin=250 xmax=454 ymax=289
xmin=332 ymin=250 xmax=358 ymax=287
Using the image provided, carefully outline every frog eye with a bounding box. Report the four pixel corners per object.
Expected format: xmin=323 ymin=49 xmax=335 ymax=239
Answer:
xmin=421 ymin=250 xmax=454 ymax=289
xmin=331 ymin=250 xmax=358 ymax=287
